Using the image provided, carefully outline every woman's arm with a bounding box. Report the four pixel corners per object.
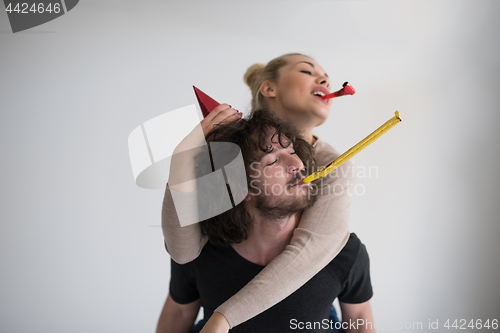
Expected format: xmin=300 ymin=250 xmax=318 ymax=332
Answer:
xmin=162 ymin=104 xmax=242 ymax=264
xmin=162 ymin=185 xmax=209 ymax=264
xmin=212 ymin=140 xmax=355 ymax=327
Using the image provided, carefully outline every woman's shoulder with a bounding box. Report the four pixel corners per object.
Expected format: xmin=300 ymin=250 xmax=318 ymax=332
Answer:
xmin=312 ymin=137 xmax=355 ymax=181
xmin=313 ymin=137 xmax=341 ymax=165
xmin=314 ymin=137 xmax=339 ymax=155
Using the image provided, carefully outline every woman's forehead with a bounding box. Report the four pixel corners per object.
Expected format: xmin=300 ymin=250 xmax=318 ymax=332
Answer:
xmin=286 ymin=55 xmax=322 ymax=70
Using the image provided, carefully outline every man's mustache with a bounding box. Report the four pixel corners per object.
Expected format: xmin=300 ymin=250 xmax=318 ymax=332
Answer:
xmin=287 ymin=170 xmax=307 ymax=187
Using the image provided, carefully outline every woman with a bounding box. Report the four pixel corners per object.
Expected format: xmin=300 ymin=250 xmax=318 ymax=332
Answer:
xmin=161 ymin=53 xmax=355 ymax=332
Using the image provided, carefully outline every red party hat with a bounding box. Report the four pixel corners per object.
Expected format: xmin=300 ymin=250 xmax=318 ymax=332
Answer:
xmin=193 ymin=86 xmax=220 ymax=118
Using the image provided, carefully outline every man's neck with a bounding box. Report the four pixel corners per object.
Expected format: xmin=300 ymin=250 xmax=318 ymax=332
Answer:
xmin=231 ymin=208 xmax=302 ymax=266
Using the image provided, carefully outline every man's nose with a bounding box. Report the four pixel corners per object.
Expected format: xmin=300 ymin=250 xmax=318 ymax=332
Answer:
xmin=286 ymin=154 xmax=305 ymax=174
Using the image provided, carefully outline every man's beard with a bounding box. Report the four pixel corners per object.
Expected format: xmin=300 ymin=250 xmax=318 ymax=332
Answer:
xmin=253 ymin=184 xmax=317 ymax=220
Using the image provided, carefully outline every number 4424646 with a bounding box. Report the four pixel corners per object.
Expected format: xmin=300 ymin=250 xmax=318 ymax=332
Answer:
xmin=444 ymin=319 xmax=498 ymax=330
xmin=5 ymin=3 xmax=62 ymax=14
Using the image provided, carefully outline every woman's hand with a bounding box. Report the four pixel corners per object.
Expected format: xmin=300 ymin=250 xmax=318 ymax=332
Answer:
xmin=201 ymin=104 xmax=242 ymax=137
xmin=199 ymin=312 xmax=231 ymax=333
xmin=168 ymin=104 xmax=241 ymax=191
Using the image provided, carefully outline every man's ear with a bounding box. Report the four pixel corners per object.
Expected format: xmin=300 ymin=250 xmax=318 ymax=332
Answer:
xmin=260 ymin=80 xmax=277 ymax=98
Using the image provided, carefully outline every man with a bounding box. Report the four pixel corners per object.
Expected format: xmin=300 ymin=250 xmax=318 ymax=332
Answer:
xmin=157 ymin=110 xmax=375 ymax=333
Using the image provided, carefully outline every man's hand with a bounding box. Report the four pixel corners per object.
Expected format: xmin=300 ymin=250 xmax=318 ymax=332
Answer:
xmin=156 ymin=294 xmax=200 ymax=333
xmin=199 ymin=311 xmax=231 ymax=333
xmin=339 ymin=301 xmax=376 ymax=332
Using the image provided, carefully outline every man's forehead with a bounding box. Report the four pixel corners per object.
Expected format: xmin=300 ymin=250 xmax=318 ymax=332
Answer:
xmin=252 ymin=130 xmax=292 ymax=162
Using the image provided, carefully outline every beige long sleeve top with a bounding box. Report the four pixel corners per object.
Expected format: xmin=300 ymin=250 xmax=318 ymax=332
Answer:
xmin=161 ymin=138 xmax=355 ymax=328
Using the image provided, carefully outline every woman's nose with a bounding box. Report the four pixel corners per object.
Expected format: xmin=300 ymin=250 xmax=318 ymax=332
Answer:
xmin=317 ymin=75 xmax=330 ymax=89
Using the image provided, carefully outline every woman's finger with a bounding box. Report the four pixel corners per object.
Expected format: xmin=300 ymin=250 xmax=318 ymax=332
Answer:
xmin=217 ymin=111 xmax=242 ymax=126
xmin=210 ymin=106 xmax=238 ymax=123
xmin=201 ymin=105 xmax=241 ymax=136
xmin=205 ymin=103 xmax=231 ymax=122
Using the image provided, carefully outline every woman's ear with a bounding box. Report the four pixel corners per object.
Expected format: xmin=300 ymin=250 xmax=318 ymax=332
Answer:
xmin=260 ymin=80 xmax=277 ymax=98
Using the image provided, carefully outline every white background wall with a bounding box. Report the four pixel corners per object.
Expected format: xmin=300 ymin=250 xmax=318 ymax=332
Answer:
xmin=1 ymin=1 xmax=499 ymax=332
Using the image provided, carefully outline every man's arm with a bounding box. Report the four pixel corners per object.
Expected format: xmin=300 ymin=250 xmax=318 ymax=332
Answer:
xmin=339 ymin=301 xmax=376 ymax=333
xmin=156 ymin=294 xmax=200 ymax=333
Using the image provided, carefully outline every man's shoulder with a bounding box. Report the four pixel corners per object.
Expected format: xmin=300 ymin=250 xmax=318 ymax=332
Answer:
xmin=337 ymin=232 xmax=362 ymax=258
xmin=326 ymin=233 xmax=367 ymax=278
xmin=334 ymin=233 xmax=373 ymax=303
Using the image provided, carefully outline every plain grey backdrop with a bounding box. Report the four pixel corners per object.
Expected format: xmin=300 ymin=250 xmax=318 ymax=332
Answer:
xmin=1 ymin=0 xmax=499 ymax=332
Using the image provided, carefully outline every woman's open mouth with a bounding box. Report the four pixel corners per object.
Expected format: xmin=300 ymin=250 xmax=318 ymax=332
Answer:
xmin=312 ymin=87 xmax=330 ymax=104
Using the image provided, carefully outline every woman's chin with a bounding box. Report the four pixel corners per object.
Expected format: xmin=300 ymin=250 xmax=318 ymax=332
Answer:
xmin=311 ymin=108 xmax=330 ymax=127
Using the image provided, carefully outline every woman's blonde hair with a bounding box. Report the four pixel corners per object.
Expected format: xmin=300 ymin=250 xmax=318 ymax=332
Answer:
xmin=243 ymin=53 xmax=311 ymax=113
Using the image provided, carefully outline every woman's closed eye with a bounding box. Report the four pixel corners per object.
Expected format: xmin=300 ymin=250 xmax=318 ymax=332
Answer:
xmin=300 ymin=70 xmax=312 ymax=75
xmin=267 ymin=160 xmax=277 ymax=166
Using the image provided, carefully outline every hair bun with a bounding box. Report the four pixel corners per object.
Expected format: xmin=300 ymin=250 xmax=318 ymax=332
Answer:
xmin=243 ymin=63 xmax=265 ymax=88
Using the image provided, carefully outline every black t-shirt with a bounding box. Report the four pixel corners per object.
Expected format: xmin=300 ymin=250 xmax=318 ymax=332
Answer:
xmin=169 ymin=233 xmax=373 ymax=332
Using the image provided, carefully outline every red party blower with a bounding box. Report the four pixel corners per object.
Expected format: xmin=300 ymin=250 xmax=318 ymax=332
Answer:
xmin=321 ymin=82 xmax=356 ymax=100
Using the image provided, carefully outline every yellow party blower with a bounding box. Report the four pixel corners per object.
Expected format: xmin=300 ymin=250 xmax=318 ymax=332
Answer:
xmin=303 ymin=111 xmax=402 ymax=183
